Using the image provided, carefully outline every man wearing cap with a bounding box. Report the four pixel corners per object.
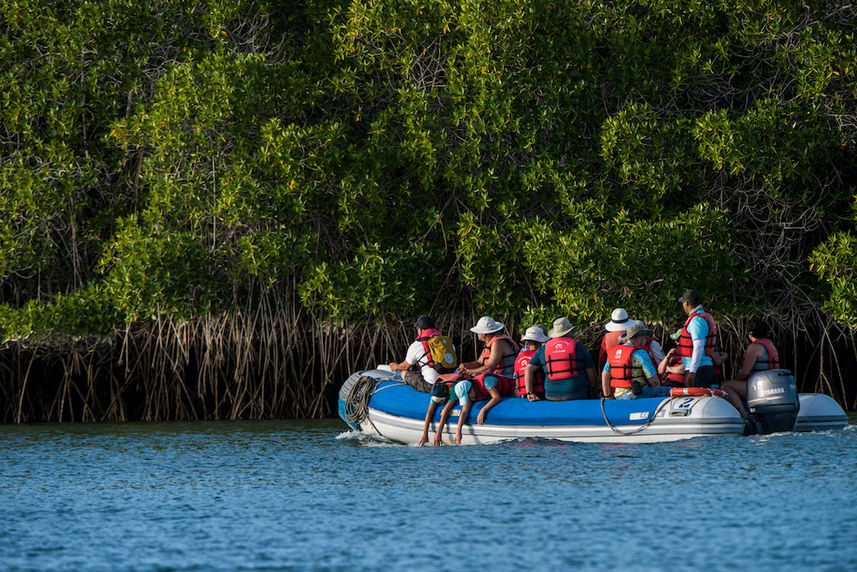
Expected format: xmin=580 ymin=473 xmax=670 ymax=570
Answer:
xmin=389 ymin=315 xmax=450 ymax=393
xmin=599 ymin=308 xmax=631 ymax=371
xmin=514 ymin=326 xmax=550 ymax=399
xmin=676 ymin=289 xmax=719 ymax=388
xmin=525 ymin=317 xmax=596 ymax=401
xmin=601 ymin=322 xmax=671 ymax=399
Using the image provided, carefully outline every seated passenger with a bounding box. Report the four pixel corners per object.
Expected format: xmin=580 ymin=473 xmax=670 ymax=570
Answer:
xmin=599 ymin=308 xmax=631 ymax=371
xmin=602 ymin=323 xmax=672 ymax=400
xmin=388 ymin=315 xmax=454 ymax=392
xmin=525 ymin=317 xmax=596 ymax=401
xmin=722 ymin=317 xmax=781 ymax=417
xmin=458 ymin=316 xmax=519 ymax=392
xmin=429 ymin=376 xmax=513 ymax=445
xmin=514 ymin=326 xmax=549 ymax=399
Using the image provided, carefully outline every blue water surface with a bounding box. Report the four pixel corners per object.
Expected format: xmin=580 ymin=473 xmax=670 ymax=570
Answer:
xmin=2 ymin=416 xmax=857 ymax=571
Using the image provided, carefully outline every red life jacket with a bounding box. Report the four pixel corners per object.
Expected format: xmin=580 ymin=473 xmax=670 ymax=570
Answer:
xmin=544 ymin=337 xmax=584 ymax=381
xmin=607 ymin=344 xmax=641 ymax=389
xmin=514 ymin=349 xmax=544 ymax=397
xmin=416 ymin=327 xmax=443 ymax=370
xmin=598 ymin=330 xmax=625 ymax=370
xmin=675 ymin=311 xmax=717 ymax=359
xmin=742 ymin=338 xmax=780 ymax=372
xmin=479 ymin=334 xmax=520 ymax=377
xmin=470 ymin=374 xmax=514 ymax=400
xmin=663 ymin=354 xmax=685 ymax=386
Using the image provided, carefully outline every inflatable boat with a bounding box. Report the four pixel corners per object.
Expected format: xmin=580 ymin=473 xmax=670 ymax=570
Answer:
xmin=338 ymin=369 xmax=848 ymax=445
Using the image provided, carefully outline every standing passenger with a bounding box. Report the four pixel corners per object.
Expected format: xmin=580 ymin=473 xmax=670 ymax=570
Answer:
xmin=676 ymin=289 xmax=719 ymax=388
xmin=599 ymin=308 xmax=631 ymax=371
xmin=525 ymin=317 xmax=596 ymax=401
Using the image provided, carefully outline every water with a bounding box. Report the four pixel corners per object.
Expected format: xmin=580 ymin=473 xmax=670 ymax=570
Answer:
xmin=2 ymin=417 xmax=857 ymax=571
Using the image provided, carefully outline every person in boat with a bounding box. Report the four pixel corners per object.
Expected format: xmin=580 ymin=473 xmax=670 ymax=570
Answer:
xmin=423 ymin=376 xmax=512 ymax=445
xmin=388 ymin=315 xmax=452 ymax=393
xmin=658 ymin=331 xmax=687 ymax=387
xmin=721 ymin=317 xmax=781 ymax=418
xmin=601 ymin=322 xmax=672 ymax=399
xmin=676 ymin=289 xmax=719 ymax=388
xmin=514 ymin=326 xmax=549 ymax=399
xmin=599 ymin=308 xmax=631 ymax=371
xmin=458 ymin=316 xmax=519 ymax=390
xmin=525 ymin=317 xmax=596 ymax=401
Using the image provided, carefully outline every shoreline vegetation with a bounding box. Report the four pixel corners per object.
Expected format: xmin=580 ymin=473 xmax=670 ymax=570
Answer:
xmin=2 ymin=309 xmax=855 ymax=423
xmin=3 ymin=1 xmax=857 ymax=421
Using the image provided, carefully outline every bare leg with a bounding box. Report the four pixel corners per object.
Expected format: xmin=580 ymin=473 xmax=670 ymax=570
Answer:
xmin=722 ymin=380 xmax=748 ymax=416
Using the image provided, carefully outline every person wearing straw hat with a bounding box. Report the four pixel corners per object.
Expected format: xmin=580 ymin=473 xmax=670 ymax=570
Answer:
xmin=513 ymin=325 xmax=549 ymax=399
xmin=525 ymin=317 xmax=596 ymax=401
xmin=601 ymin=322 xmax=671 ymax=400
xmin=598 ymin=308 xmax=632 ymax=371
xmin=458 ymin=316 xmax=519 ymax=381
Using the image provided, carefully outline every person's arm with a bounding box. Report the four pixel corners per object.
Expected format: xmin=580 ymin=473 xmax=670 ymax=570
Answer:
xmin=455 ymin=401 xmax=474 ymax=444
xmin=638 ymin=351 xmax=661 ymax=386
xmin=649 ymin=340 xmax=665 ymax=364
xmin=433 ymin=401 xmax=456 ymax=446
xmin=419 ymin=401 xmax=439 ymax=446
xmin=657 ymin=350 xmax=673 ymax=376
xmin=462 ymin=339 xmax=508 ymax=376
xmin=735 ymin=343 xmax=763 ymax=382
xmin=389 ymin=360 xmax=410 ymax=372
xmin=586 ymin=367 xmax=597 ymax=395
xmin=477 ymin=388 xmax=501 ymax=424
xmin=601 ymin=368 xmax=612 ymax=398
xmin=525 ymin=364 xmax=541 ymax=401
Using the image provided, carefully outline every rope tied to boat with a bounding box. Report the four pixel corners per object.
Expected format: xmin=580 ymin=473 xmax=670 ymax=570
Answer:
xmin=341 ymin=375 xmax=379 ymax=426
xmin=600 ymin=396 xmax=676 ymax=436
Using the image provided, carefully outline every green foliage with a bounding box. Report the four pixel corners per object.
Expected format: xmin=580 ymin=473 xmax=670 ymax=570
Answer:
xmin=2 ymin=0 xmax=857 ymax=336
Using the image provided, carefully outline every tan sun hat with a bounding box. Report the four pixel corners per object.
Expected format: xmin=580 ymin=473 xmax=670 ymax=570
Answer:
xmin=470 ymin=316 xmax=504 ymax=334
xmin=620 ymin=321 xmax=653 ymax=341
xmin=547 ymin=317 xmax=575 ymax=338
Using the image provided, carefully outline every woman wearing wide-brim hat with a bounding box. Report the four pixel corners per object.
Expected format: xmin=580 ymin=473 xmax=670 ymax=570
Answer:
xmin=598 ymin=308 xmax=631 ymax=371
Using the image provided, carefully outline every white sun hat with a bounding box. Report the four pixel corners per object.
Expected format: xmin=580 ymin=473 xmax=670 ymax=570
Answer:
xmin=604 ymin=308 xmax=631 ymax=332
xmin=470 ymin=316 xmax=505 ymax=334
xmin=520 ymin=326 xmax=550 ymax=343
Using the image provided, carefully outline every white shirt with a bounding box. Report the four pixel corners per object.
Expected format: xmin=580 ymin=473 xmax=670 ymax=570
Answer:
xmin=405 ymin=341 xmax=439 ymax=384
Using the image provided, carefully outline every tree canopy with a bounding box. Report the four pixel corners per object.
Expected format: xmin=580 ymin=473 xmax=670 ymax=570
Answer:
xmin=2 ymin=0 xmax=857 ymax=336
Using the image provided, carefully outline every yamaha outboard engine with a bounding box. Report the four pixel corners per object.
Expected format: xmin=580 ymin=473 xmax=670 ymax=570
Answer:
xmin=746 ymin=369 xmax=800 ymax=434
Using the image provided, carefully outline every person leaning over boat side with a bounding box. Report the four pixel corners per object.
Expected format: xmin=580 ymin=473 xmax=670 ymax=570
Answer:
xmin=602 ymin=322 xmax=672 ymax=400
xmin=429 ymin=376 xmax=512 ymax=445
xmin=598 ymin=308 xmax=631 ymax=371
xmin=514 ymin=326 xmax=549 ymax=399
xmin=388 ymin=315 xmax=448 ymax=393
xmin=676 ymin=289 xmax=719 ymax=388
xmin=525 ymin=317 xmax=596 ymax=402
xmin=458 ymin=316 xmax=519 ymax=396
xmin=721 ymin=317 xmax=781 ymax=418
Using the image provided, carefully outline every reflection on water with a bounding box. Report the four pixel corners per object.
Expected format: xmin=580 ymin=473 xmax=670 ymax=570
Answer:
xmin=1 ymin=418 xmax=857 ymax=570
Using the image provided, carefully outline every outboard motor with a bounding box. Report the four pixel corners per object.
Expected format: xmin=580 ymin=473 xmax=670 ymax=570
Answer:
xmin=746 ymin=369 xmax=800 ymax=434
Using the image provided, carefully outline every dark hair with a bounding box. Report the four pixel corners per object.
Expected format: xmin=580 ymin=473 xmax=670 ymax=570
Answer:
xmin=748 ymin=317 xmax=770 ymax=339
xmin=679 ymin=289 xmax=701 ymax=305
xmin=414 ymin=315 xmax=436 ymax=330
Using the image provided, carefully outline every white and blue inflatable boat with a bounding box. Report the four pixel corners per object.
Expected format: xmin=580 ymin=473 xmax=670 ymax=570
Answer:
xmin=338 ymin=369 xmax=848 ymax=445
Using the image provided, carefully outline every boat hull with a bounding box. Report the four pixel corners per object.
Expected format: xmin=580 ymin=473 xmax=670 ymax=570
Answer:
xmin=339 ymin=370 xmax=848 ymax=445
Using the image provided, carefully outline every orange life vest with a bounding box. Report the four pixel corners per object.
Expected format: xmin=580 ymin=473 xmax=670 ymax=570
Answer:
xmin=607 ymin=344 xmax=641 ymax=389
xmin=742 ymin=338 xmax=780 ymax=372
xmin=479 ymin=334 xmax=520 ymax=377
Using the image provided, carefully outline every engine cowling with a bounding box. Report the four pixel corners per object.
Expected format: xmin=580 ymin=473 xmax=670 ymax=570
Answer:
xmin=746 ymin=369 xmax=800 ymax=434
